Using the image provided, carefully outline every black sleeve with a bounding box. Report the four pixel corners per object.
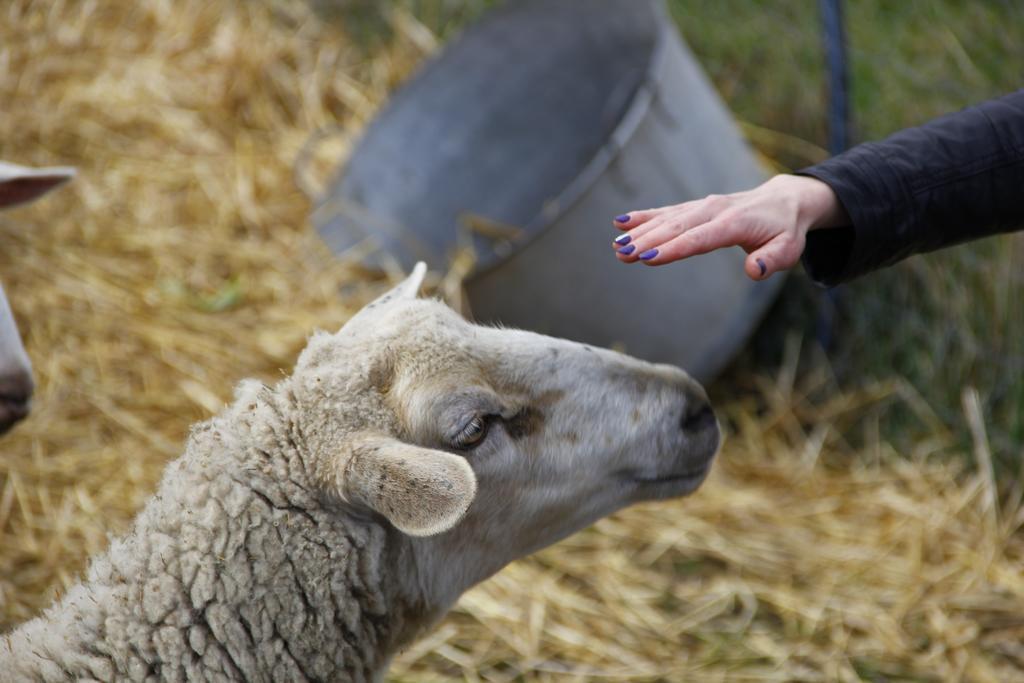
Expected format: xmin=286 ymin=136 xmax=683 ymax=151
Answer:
xmin=795 ymin=89 xmax=1024 ymax=287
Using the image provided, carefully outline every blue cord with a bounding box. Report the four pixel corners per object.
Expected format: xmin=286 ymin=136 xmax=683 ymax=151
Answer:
xmin=816 ymin=0 xmax=849 ymax=351
xmin=819 ymin=0 xmax=850 ymax=156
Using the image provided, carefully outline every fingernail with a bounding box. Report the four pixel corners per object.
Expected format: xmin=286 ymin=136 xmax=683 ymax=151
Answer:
xmin=617 ymin=244 xmax=636 ymax=256
xmin=757 ymin=258 xmax=767 ymax=277
xmin=614 ymin=234 xmax=631 ymax=245
xmin=639 ymin=249 xmax=658 ymax=261
xmin=615 ymin=214 xmax=631 ymax=223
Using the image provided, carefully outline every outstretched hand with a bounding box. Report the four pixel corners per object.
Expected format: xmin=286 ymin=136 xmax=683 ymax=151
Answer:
xmin=611 ymin=174 xmax=848 ymax=280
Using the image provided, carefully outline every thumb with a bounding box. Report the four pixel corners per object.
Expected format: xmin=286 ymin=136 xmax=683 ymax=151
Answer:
xmin=744 ymin=235 xmax=804 ymax=281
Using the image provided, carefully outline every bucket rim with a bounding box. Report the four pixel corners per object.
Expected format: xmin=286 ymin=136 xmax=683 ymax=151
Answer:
xmin=466 ymin=0 xmax=673 ymax=285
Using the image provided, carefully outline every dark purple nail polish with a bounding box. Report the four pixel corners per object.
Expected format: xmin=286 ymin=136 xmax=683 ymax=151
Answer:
xmin=757 ymin=258 xmax=767 ymax=277
xmin=614 ymin=234 xmax=631 ymax=245
xmin=639 ymin=249 xmax=658 ymax=261
xmin=617 ymin=244 xmax=636 ymax=256
xmin=615 ymin=215 xmax=631 ymax=223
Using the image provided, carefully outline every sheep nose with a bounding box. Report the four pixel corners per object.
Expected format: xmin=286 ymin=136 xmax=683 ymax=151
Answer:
xmin=680 ymin=399 xmax=716 ymax=433
xmin=0 ymin=371 xmax=33 ymax=435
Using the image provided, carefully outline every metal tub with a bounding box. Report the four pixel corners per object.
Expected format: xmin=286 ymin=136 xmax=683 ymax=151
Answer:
xmin=318 ymin=0 xmax=781 ymax=382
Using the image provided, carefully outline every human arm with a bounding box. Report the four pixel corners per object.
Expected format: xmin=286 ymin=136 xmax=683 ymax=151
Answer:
xmin=797 ymin=89 xmax=1024 ymax=286
xmin=612 ymin=89 xmax=1024 ymax=285
xmin=611 ymin=173 xmax=849 ymax=280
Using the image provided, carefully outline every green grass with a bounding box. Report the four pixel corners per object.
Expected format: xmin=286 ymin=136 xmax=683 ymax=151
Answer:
xmin=666 ymin=0 xmax=1024 ymax=471
xmin=334 ymin=0 xmax=1024 ymax=474
xmin=668 ymin=0 xmax=1024 ymax=143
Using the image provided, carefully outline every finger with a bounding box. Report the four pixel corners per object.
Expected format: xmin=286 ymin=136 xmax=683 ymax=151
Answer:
xmin=612 ymin=208 xmax=660 ymax=230
xmin=620 ymin=206 xmax=717 ymax=256
xmin=744 ymin=235 xmax=804 ymax=280
xmin=612 ymin=199 xmax=700 ymax=230
xmin=613 ymin=212 xmax=675 ymax=259
xmin=634 ymin=218 xmax=744 ymax=266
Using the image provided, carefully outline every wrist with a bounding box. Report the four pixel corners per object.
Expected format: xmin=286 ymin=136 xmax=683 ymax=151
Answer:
xmin=777 ymin=174 xmax=848 ymax=231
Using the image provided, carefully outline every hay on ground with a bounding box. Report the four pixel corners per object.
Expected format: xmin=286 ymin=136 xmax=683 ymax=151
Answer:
xmin=1 ymin=2 xmax=1022 ymax=681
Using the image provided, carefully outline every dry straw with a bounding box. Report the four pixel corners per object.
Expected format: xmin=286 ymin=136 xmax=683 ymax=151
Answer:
xmin=1 ymin=2 xmax=1022 ymax=681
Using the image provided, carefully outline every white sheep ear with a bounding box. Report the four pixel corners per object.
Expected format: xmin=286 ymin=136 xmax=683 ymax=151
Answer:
xmin=373 ymin=261 xmax=427 ymax=305
xmin=0 ymin=162 xmax=76 ymax=209
xmin=340 ymin=262 xmax=428 ymax=332
xmin=394 ymin=261 xmax=428 ymax=300
xmin=341 ymin=435 xmax=476 ymax=537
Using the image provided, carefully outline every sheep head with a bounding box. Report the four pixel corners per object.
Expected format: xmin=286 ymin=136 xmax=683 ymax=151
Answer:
xmin=294 ymin=263 xmax=719 ymax=597
xmin=0 ymin=162 xmax=76 ymax=435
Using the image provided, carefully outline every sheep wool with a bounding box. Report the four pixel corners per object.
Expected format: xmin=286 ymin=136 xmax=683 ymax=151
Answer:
xmin=0 ymin=264 xmax=720 ymax=682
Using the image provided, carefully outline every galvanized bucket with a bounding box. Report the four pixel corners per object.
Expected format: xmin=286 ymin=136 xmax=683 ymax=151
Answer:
xmin=317 ymin=0 xmax=782 ymax=382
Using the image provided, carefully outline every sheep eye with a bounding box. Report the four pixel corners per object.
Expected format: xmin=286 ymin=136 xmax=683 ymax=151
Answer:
xmin=453 ymin=416 xmax=490 ymax=450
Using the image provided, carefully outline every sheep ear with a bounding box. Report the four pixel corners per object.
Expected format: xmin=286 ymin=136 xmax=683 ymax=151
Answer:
xmin=340 ymin=262 xmax=428 ymax=332
xmin=0 ymin=162 xmax=76 ymax=209
xmin=341 ymin=436 xmax=477 ymax=537
xmin=369 ymin=262 xmax=427 ymax=307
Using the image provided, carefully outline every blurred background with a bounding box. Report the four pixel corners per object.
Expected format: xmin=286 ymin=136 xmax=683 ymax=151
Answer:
xmin=1 ymin=1 xmax=1023 ymax=680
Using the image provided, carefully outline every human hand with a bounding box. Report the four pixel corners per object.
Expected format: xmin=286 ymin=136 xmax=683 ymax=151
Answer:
xmin=611 ymin=174 xmax=848 ymax=280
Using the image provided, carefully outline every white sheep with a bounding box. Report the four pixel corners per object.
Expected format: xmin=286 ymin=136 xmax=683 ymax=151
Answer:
xmin=0 ymin=263 xmax=720 ymax=682
xmin=0 ymin=161 xmax=75 ymax=434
